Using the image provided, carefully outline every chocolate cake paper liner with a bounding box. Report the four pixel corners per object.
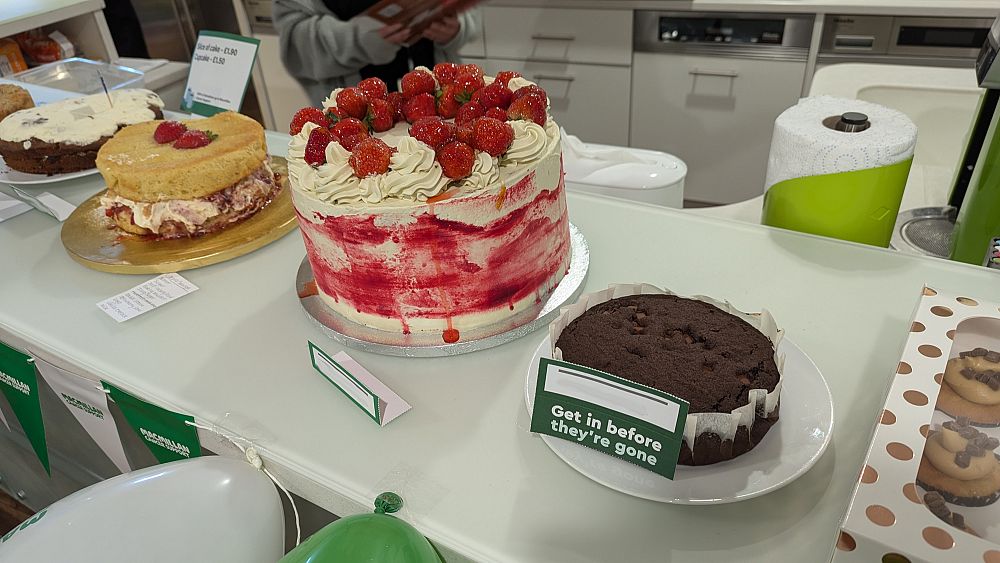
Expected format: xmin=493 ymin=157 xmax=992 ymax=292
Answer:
xmin=548 ymin=283 xmax=784 ymax=452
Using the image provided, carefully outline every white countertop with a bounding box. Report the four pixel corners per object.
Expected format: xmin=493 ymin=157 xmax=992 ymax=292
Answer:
xmin=488 ymin=0 xmax=1000 ymax=17
xmin=0 ymin=0 xmax=105 ymax=39
xmin=4 ymin=83 xmax=1000 ymax=562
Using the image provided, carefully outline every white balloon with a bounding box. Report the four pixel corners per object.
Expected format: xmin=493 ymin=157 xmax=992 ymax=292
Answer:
xmin=0 ymin=457 xmax=284 ymax=562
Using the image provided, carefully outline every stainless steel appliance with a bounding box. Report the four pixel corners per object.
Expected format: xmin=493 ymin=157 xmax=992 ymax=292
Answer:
xmin=631 ymin=11 xmax=813 ymax=205
xmin=819 ymin=15 xmax=993 ymax=67
xmin=127 ymin=0 xmax=266 ymax=122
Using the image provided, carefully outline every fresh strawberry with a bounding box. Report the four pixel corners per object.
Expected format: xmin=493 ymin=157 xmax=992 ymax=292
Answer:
xmin=332 ymin=118 xmax=369 ymax=150
xmin=433 ymin=62 xmax=459 ymax=86
xmin=357 ymin=77 xmax=388 ymax=101
xmin=153 ymin=120 xmax=187 ymax=144
xmin=325 ymin=106 xmax=346 ymax=124
xmin=454 ymin=72 xmax=485 ymax=97
xmin=436 ymin=141 xmax=476 ymax=179
xmin=403 ymin=93 xmax=437 ymax=123
xmin=401 ymin=70 xmax=436 ymax=98
xmin=456 ymin=123 xmax=475 ymax=146
xmin=484 ymin=107 xmax=508 ymax=121
xmin=336 ymin=87 xmax=369 ymax=119
xmin=304 ymin=126 xmax=334 ymax=165
xmin=494 ymin=70 xmax=521 ymax=88
xmin=472 ymin=117 xmax=514 ymax=157
xmin=349 ymin=137 xmax=393 ymax=177
xmin=455 ymin=101 xmax=485 ymax=125
xmin=339 ymin=132 xmax=368 ymax=152
xmin=507 ymin=92 xmax=547 ymax=126
xmin=409 ymin=117 xmax=455 ymax=149
xmin=288 ymin=107 xmax=328 ymax=135
xmin=512 ymin=84 xmax=548 ymax=105
xmin=172 ymin=129 xmax=217 ymax=149
xmin=458 ymin=64 xmax=483 ymax=80
xmin=385 ymin=92 xmax=405 ymax=122
xmin=436 ymin=84 xmax=466 ymax=119
xmin=366 ymin=99 xmax=395 ymax=132
xmin=477 ymin=82 xmax=513 ymax=110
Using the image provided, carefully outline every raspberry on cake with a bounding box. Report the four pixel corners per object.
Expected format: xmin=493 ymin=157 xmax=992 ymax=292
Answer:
xmin=0 ymin=89 xmax=164 ymax=175
xmin=97 ymin=112 xmax=278 ymax=239
xmin=287 ymin=65 xmax=570 ymax=344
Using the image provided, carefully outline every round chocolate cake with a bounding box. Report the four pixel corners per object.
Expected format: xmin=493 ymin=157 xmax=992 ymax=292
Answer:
xmin=554 ymin=294 xmax=781 ymax=465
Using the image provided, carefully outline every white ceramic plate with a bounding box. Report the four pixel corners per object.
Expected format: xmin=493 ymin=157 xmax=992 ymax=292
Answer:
xmin=0 ymin=154 xmax=99 ymax=185
xmin=524 ymin=335 xmax=834 ymax=504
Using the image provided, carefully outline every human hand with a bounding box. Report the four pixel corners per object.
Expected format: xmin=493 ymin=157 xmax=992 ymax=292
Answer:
xmin=422 ymin=14 xmax=460 ymax=44
xmin=441 ymin=0 xmax=480 ymax=10
xmin=379 ymin=22 xmax=412 ymax=45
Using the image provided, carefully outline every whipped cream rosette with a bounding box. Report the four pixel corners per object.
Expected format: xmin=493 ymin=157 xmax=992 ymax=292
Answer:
xmin=549 ymin=283 xmax=784 ymax=466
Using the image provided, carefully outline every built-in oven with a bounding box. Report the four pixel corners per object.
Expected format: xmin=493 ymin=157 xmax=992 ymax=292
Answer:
xmin=820 ymin=15 xmax=993 ymax=67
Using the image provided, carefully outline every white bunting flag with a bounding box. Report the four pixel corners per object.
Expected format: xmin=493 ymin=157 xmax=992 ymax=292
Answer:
xmin=36 ymin=359 xmax=131 ymax=473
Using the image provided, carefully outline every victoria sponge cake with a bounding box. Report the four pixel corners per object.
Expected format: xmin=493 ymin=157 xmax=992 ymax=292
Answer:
xmin=97 ymin=111 xmax=278 ymax=239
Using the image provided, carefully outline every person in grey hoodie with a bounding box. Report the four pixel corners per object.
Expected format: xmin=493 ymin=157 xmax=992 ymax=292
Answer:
xmin=273 ymin=0 xmax=482 ymax=103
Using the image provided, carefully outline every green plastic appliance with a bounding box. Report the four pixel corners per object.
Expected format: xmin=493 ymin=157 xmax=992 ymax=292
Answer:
xmin=949 ymin=15 xmax=1000 ymax=265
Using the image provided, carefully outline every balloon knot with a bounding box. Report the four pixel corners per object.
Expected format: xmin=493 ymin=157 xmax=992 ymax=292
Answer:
xmin=245 ymin=446 xmax=263 ymax=470
xmin=374 ymin=492 xmax=403 ymax=514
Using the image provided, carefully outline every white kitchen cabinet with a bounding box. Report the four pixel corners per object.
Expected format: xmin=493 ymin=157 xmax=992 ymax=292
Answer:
xmin=477 ymin=58 xmax=631 ymax=146
xmin=482 ymin=6 xmax=632 ymax=66
xmin=630 ymin=52 xmax=807 ymax=205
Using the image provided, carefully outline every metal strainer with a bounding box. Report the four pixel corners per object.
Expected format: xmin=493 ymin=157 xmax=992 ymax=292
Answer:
xmin=890 ymin=207 xmax=957 ymax=258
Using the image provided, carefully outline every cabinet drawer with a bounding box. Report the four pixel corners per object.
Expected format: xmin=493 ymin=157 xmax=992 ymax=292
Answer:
xmin=630 ymin=52 xmax=807 ymax=204
xmin=482 ymin=7 xmax=631 ymax=66
xmin=481 ymin=59 xmax=630 ymax=146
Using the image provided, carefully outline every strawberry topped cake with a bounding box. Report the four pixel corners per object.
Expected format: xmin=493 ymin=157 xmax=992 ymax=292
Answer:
xmin=287 ymin=63 xmax=571 ymax=344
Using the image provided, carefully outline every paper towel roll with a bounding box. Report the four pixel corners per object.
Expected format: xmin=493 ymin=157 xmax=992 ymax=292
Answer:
xmin=764 ymin=95 xmax=917 ymax=191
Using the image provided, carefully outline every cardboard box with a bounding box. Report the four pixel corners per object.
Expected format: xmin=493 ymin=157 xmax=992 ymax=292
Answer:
xmin=834 ymin=287 xmax=1000 ymax=563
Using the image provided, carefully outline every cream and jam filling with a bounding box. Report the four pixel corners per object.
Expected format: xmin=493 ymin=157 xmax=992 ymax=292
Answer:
xmin=101 ymin=161 xmax=276 ymax=235
xmin=925 ymin=417 xmax=1000 ymax=481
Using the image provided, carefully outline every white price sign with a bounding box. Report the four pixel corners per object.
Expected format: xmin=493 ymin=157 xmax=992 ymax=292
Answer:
xmin=181 ymin=31 xmax=260 ymax=116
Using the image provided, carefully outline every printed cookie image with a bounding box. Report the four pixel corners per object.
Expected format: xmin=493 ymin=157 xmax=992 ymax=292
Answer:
xmin=917 ymin=417 xmax=1000 ymax=506
xmin=938 ymin=348 xmax=1000 ymax=426
xmin=923 ymin=491 xmax=979 ymax=536
xmin=554 ymin=294 xmax=782 ymax=466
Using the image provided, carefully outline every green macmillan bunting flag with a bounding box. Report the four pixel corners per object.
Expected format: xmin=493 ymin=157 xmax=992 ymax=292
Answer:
xmin=103 ymin=381 xmax=201 ymax=464
xmin=0 ymin=341 xmax=49 ymax=475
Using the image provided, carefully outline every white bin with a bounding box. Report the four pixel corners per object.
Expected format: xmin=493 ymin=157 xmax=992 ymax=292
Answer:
xmin=561 ymin=133 xmax=687 ymax=208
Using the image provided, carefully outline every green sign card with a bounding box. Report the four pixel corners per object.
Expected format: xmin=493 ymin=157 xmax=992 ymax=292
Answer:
xmin=308 ymin=342 xmax=411 ymax=426
xmin=181 ymin=30 xmax=260 ymax=116
xmin=530 ymin=358 xmax=689 ymax=479
xmin=103 ymin=381 xmax=201 ymax=464
xmin=0 ymin=341 xmax=49 ymax=475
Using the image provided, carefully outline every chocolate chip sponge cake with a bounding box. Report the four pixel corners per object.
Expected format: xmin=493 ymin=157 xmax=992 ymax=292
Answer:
xmin=98 ymin=112 xmax=277 ymax=239
xmin=555 ymin=293 xmax=782 ymax=466
xmin=0 ymin=89 xmax=163 ymax=175
xmin=0 ymin=84 xmax=34 ymax=121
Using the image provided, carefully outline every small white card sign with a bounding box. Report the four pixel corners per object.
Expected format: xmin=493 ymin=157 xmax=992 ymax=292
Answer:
xmin=181 ymin=31 xmax=260 ymax=116
xmin=308 ymin=343 xmax=411 ymax=426
xmin=97 ymin=274 xmax=199 ymax=323
xmin=9 ymin=187 xmax=76 ymax=221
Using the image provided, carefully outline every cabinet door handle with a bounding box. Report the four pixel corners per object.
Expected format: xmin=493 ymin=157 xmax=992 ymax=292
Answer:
xmin=688 ymin=68 xmax=739 ymax=78
xmin=531 ymin=34 xmax=576 ymax=41
xmin=533 ymin=74 xmax=575 ymax=82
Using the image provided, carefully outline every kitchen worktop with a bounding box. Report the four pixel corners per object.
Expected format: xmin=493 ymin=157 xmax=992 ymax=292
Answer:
xmin=487 ymin=0 xmax=1000 ymax=18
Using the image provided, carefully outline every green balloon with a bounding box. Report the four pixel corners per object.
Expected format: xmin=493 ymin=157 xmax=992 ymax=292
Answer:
xmin=280 ymin=493 xmax=442 ymax=563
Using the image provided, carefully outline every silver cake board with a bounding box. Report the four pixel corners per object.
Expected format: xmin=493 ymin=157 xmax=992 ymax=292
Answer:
xmin=296 ymin=223 xmax=590 ymax=357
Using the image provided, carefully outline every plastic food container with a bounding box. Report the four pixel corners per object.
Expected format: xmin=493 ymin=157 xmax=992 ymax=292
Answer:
xmin=12 ymin=57 xmax=144 ymax=94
